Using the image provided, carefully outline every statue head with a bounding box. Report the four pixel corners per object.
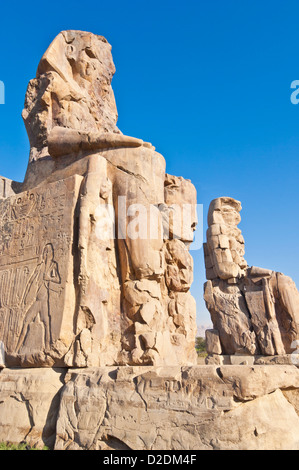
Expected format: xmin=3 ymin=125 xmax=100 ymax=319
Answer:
xmin=204 ymin=197 xmax=247 ymax=281
xmin=42 ymin=243 xmax=54 ymax=265
xmin=22 ymin=30 xmax=120 ymax=162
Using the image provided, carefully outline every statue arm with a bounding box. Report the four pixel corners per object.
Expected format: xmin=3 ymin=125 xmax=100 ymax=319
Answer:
xmin=48 ymin=126 xmax=153 ymax=158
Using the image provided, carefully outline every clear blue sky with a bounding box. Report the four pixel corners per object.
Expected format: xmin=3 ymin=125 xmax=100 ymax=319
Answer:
xmin=0 ymin=0 xmax=299 ymax=325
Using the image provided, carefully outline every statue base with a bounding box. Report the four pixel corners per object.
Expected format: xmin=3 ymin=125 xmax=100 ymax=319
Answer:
xmin=205 ymin=353 xmax=299 ymax=367
xmin=1 ymin=364 xmax=299 ymax=450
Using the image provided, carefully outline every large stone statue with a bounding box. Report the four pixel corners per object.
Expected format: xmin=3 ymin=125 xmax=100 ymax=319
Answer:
xmin=3 ymin=31 xmax=299 ymax=452
xmin=0 ymin=30 xmax=197 ymax=368
xmin=204 ymin=197 xmax=299 ymax=356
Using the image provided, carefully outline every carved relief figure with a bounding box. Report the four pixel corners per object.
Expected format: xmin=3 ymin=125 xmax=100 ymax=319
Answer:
xmin=16 ymin=243 xmax=60 ymax=352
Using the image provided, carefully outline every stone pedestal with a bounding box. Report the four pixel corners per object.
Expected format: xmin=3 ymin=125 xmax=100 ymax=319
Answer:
xmin=1 ymin=365 xmax=299 ymax=450
xmin=205 ymin=354 xmax=299 ymax=366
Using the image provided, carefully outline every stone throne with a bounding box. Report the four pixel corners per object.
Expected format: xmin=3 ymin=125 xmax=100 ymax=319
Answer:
xmin=0 ymin=30 xmax=198 ymax=368
xmin=203 ymin=196 xmax=299 ymax=360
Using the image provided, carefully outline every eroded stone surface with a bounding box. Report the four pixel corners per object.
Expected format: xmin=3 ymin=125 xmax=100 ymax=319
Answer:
xmin=0 ymin=176 xmax=82 ymax=367
xmin=0 ymin=30 xmax=197 ymax=367
xmin=3 ymin=365 xmax=298 ymax=450
xmin=0 ymin=367 xmax=66 ymax=448
xmin=11 ymin=364 xmax=296 ymax=450
xmin=23 ymin=30 xmax=120 ymax=165
xmin=204 ymin=197 xmax=299 ymax=356
xmin=53 ymin=365 xmax=299 ymax=450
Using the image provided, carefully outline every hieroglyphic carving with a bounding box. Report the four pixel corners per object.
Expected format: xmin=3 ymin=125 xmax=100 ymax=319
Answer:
xmin=0 ymin=176 xmax=82 ymax=364
xmin=16 ymin=243 xmax=61 ymax=353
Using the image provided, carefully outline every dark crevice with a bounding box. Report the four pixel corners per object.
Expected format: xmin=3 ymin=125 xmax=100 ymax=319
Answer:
xmin=216 ymin=367 xmax=224 ymax=381
xmin=103 ymin=435 xmax=132 ymax=450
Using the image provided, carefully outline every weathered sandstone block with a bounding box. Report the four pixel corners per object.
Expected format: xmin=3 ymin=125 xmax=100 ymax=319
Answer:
xmin=204 ymin=197 xmax=299 ymax=356
xmin=0 ymin=176 xmax=81 ymax=367
xmin=2 ymin=365 xmax=298 ymax=450
xmin=0 ymin=368 xmax=66 ymax=448
xmin=52 ymin=364 xmax=299 ymax=450
xmin=16 ymin=365 xmax=299 ymax=450
xmin=0 ymin=30 xmax=197 ymax=367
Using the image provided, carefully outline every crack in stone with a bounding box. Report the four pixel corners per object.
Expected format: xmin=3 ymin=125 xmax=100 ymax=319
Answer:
xmin=133 ymin=377 xmax=148 ymax=411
